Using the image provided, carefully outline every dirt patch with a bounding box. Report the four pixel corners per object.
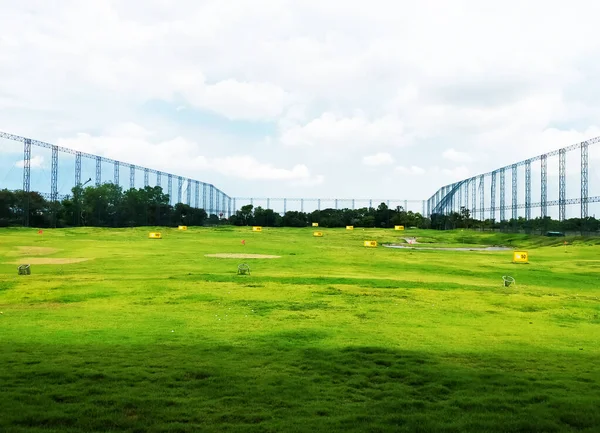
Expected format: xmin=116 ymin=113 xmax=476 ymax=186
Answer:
xmin=6 ymin=258 xmax=90 ymax=265
xmin=14 ymin=246 xmax=60 ymax=256
xmin=205 ymin=253 xmax=281 ymax=259
xmin=384 ymin=245 xmax=511 ymax=252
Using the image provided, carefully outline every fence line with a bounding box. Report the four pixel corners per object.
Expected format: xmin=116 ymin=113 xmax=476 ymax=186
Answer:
xmin=427 ymin=137 xmax=600 ymax=221
xmin=0 ymin=131 xmax=233 ymax=225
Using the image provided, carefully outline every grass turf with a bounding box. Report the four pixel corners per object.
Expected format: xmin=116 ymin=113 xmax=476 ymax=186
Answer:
xmin=0 ymin=227 xmax=599 ymax=432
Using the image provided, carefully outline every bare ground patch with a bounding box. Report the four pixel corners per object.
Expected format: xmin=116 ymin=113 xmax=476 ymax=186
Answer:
xmin=6 ymin=258 xmax=90 ymax=265
xmin=13 ymin=246 xmax=61 ymax=256
xmin=205 ymin=253 xmax=281 ymax=259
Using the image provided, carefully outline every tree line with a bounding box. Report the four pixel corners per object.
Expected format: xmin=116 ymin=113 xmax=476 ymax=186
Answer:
xmin=229 ymin=203 xmax=427 ymax=228
xmin=429 ymin=207 xmax=600 ymax=234
xmin=1 ymin=185 xmax=599 ymax=234
xmin=0 ymin=184 xmax=213 ymax=228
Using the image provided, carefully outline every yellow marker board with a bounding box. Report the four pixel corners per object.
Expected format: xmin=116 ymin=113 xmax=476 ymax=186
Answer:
xmin=346 ymin=226 xmax=354 ymax=230
xmin=394 ymin=225 xmax=405 ymax=231
xmin=149 ymin=232 xmax=162 ymax=239
xmin=252 ymin=226 xmax=262 ymax=232
xmin=312 ymin=222 xmax=319 ymax=227
xmin=178 ymin=226 xmax=188 ymax=231
xmin=313 ymin=231 xmax=323 ymax=237
xmin=364 ymin=240 xmax=378 ymax=247
xmin=513 ymin=251 xmax=529 ymax=264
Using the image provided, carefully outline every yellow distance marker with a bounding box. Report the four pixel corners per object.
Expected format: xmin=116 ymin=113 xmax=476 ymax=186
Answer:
xmin=312 ymin=222 xmax=319 ymax=227
xmin=252 ymin=226 xmax=263 ymax=232
xmin=149 ymin=232 xmax=162 ymax=239
xmin=346 ymin=226 xmax=354 ymax=230
xmin=394 ymin=225 xmax=405 ymax=231
xmin=513 ymin=251 xmax=529 ymax=264
xmin=364 ymin=240 xmax=378 ymax=247
xmin=178 ymin=225 xmax=188 ymax=231
xmin=313 ymin=231 xmax=324 ymax=237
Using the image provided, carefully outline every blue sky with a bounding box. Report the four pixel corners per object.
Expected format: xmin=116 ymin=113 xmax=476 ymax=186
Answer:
xmin=2 ymin=0 xmax=600 ymax=217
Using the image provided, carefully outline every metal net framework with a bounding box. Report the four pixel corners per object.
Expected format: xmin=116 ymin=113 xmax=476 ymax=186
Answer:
xmin=427 ymin=137 xmax=600 ymax=221
xmin=0 ymin=131 xmax=232 ymax=225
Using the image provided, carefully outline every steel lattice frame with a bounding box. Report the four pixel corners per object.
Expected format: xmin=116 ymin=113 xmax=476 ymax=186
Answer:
xmin=22 ymin=139 xmax=31 ymax=226
xmin=114 ymin=161 xmax=119 ymax=185
xmin=525 ymin=159 xmax=531 ymax=220
xmin=559 ymin=149 xmax=566 ymax=221
xmin=479 ymin=175 xmax=484 ymax=221
xmin=490 ymin=171 xmax=497 ymax=221
xmin=499 ymin=168 xmax=506 ymax=222
xmin=130 ymin=164 xmax=135 ymax=189
xmin=186 ymin=178 xmax=192 ymax=205
xmin=582 ymin=141 xmax=589 ymax=218
xmin=75 ymin=152 xmax=82 ymax=186
xmin=541 ymin=154 xmax=548 ymax=218
xmin=511 ymin=164 xmax=517 ymax=221
xmin=471 ymin=178 xmax=476 ymax=217
xmin=51 ymin=146 xmax=58 ymax=202
xmin=1 ymin=130 xmax=231 ymax=223
xmin=177 ymin=177 xmax=183 ymax=205
xmin=95 ymin=156 xmax=102 ymax=186
xmin=5 ymin=129 xmax=600 ymax=224
xmin=426 ymin=136 xmax=600 ymax=220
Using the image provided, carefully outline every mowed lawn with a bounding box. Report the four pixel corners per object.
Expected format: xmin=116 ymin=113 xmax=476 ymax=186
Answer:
xmin=0 ymin=226 xmax=599 ymax=433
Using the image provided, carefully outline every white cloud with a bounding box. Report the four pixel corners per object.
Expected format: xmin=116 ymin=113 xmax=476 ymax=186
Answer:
xmin=280 ymin=113 xmax=405 ymax=148
xmin=55 ymin=124 xmax=322 ymax=184
xmin=169 ymin=72 xmax=293 ymax=121
xmin=396 ymin=164 xmax=469 ymax=182
xmin=441 ymin=166 xmax=470 ymax=180
xmin=396 ymin=165 xmax=426 ymax=175
xmin=363 ymin=152 xmax=395 ymax=166
xmin=15 ymin=155 xmax=45 ymax=169
xmin=208 ymin=155 xmax=321 ymax=182
xmin=442 ymin=148 xmax=474 ymax=163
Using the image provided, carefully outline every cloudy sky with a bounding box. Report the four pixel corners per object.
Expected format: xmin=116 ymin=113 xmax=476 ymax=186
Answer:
xmin=2 ymin=0 xmax=600 ymax=203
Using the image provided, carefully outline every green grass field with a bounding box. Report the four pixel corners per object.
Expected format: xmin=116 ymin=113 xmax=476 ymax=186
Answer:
xmin=1 ymin=227 xmax=599 ymax=432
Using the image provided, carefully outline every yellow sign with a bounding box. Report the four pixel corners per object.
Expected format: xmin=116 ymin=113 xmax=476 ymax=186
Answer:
xmin=346 ymin=226 xmax=354 ymax=230
xmin=178 ymin=225 xmax=188 ymax=231
xmin=364 ymin=240 xmax=378 ymax=247
xmin=312 ymin=222 xmax=319 ymax=227
xmin=149 ymin=232 xmax=162 ymax=239
xmin=313 ymin=231 xmax=323 ymax=237
xmin=395 ymin=225 xmax=405 ymax=231
xmin=252 ymin=226 xmax=262 ymax=232
xmin=513 ymin=251 xmax=529 ymax=264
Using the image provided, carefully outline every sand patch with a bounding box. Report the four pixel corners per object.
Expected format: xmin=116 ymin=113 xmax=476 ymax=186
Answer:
xmin=14 ymin=246 xmax=61 ymax=256
xmin=205 ymin=253 xmax=281 ymax=259
xmin=6 ymin=258 xmax=90 ymax=265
